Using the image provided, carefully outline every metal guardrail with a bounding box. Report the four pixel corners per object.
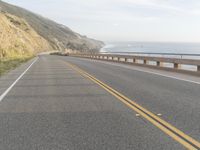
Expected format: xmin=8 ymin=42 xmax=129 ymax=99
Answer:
xmin=100 ymin=51 xmax=200 ymax=56
xmin=70 ymin=53 xmax=200 ymax=76
xmin=100 ymin=52 xmax=200 ymax=59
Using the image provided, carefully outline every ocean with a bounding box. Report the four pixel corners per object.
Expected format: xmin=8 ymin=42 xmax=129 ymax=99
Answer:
xmin=100 ymin=41 xmax=200 ymax=71
xmin=101 ymin=41 xmax=200 ymax=55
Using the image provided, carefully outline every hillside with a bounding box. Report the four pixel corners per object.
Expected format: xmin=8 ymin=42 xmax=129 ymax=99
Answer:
xmin=0 ymin=12 xmax=52 ymax=58
xmin=0 ymin=0 xmax=104 ymax=58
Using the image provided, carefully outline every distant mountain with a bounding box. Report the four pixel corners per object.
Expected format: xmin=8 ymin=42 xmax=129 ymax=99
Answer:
xmin=0 ymin=0 xmax=104 ymax=58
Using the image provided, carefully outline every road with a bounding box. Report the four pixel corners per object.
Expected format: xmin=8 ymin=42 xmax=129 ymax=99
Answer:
xmin=0 ymin=55 xmax=199 ymax=150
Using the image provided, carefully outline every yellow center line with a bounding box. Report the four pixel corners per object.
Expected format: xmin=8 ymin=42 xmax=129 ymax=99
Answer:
xmin=62 ymin=60 xmax=200 ymax=150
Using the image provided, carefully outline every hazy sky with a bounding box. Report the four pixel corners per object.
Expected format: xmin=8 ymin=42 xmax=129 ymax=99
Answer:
xmin=4 ymin=0 xmax=200 ymax=42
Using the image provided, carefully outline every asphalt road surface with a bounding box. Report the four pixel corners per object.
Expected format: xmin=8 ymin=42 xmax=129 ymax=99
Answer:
xmin=0 ymin=55 xmax=199 ymax=150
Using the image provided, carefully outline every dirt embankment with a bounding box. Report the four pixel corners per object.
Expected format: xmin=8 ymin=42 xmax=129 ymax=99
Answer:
xmin=0 ymin=12 xmax=52 ymax=59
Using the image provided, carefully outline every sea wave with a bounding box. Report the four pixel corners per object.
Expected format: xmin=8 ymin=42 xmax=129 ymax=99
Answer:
xmin=100 ymin=44 xmax=115 ymax=52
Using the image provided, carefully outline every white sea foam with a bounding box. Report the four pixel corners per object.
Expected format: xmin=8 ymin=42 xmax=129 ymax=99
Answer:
xmin=100 ymin=44 xmax=115 ymax=52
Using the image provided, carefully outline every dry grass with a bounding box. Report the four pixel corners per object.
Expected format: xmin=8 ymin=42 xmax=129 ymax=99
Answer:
xmin=0 ymin=12 xmax=52 ymax=58
xmin=0 ymin=12 xmax=50 ymax=76
xmin=0 ymin=56 xmax=33 ymax=76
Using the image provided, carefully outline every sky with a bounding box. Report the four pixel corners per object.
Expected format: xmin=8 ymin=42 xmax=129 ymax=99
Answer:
xmin=4 ymin=0 xmax=200 ymax=42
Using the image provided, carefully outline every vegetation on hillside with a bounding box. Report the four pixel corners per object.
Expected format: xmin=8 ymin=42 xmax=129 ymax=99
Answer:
xmin=0 ymin=12 xmax=52 ymax=58
xmin=0 ymin=12 xmax=50 ymax=75
xmin=0 ymin=0 xmax=104 ymax=52
xmin=0 ymin=1 xmax=104 ymax=76
xmin=0 ymin=56 xmax=33 ymax=76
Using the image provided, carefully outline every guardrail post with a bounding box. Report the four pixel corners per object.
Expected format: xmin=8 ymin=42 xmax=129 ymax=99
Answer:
xmin=156 ymin=61 xmax=163 ymax=67
xmin=174 ymin=63 xmax=181 ymax=69
xmin=135 ymin=59 xmax=138 ymax=63
xmin=133 ymin=58 xmax=136 ymax=63
xmin=197 ymin=66 xmax=200 ymax=72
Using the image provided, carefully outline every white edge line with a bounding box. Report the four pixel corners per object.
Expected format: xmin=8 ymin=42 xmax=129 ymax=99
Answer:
xmin=76 ymin=57 xmax=200 ymax=85
xmin=0 ymin=57 xmax=38 ymax=101
xmin=128 ymin=67 xmax=200 ymax=85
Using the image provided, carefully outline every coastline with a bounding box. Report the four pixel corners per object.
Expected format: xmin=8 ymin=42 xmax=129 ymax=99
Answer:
xmin=101 ymin=41 xmax=200 ymax=55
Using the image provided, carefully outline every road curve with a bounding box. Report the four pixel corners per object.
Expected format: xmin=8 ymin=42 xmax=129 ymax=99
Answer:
xmin=63 ymin=56 xmax=200 ymax=139
xmin=0 ymin=55 xmax=199 ymax=149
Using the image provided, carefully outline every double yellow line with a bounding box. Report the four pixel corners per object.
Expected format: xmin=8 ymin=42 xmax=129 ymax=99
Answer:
xmin=63 ymin=60 xmax=200 ymax=150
